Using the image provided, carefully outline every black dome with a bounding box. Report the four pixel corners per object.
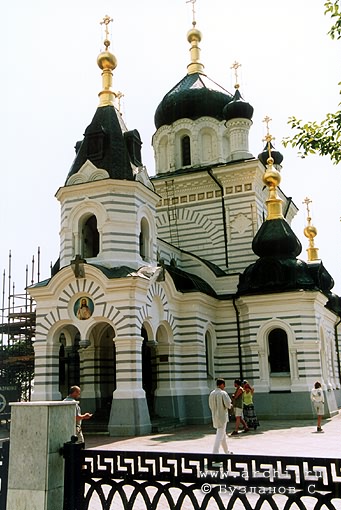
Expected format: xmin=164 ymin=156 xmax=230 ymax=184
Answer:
xmin=258 ymin=141 xmax=283 ymax=168
xmin=223 ymin=88 xmax=254 ymax=122
xmin=252 ymin=218 xmax=302 ymax=259
xmin=154 ymin=73 xmax=233 ymax=129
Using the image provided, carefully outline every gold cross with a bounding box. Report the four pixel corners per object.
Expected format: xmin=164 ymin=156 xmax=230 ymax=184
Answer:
xmin=303 ymin=197 xmax=312 ymax=218
xmin=230 ymin=61 xmax=241 ymax=88
xmin=115 ymin=91 xmax=124 ymax=113
xmin=100 ymin=15 xmax=113 ymax=49
xmin=186 ymin=0 xmax=197 ymax=25
xmin=262 ymin=116 xmax=275 ymax=158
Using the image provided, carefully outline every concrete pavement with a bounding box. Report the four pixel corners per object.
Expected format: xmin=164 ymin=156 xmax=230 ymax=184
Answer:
xmin=83 ymin=412 xmax=341 ymax=458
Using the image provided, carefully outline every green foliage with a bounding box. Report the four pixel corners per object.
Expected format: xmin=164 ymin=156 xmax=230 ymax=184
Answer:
xmin=283 ymin=106 xmax=341 ymax=164
xmin=325 ymin=0 xmax=341 ymax=39
xmin=283 ymin=2 xmax=341 ymax=165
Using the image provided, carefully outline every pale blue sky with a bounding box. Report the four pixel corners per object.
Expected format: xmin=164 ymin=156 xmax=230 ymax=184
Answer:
xmin=1 ymin=0 xmax=340 ymax=295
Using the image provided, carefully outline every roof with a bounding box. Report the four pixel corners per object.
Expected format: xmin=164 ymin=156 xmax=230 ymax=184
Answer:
xmin=154 ymin=73 xmax=233 ymax=129
xmin=66 ymin=105 xmax=135 ymax=183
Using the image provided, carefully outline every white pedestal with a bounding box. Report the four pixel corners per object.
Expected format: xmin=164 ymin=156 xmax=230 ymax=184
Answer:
xmin=7 ymin=401 xmax=75 ymax=510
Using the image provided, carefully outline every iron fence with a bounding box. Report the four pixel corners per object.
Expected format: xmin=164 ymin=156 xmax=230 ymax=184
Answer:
xmin=62 ymin=439 xmax=341 ymax=510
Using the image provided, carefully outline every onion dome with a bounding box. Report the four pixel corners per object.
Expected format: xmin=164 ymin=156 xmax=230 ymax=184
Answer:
xmin=252 ymin=218 xmax=302 ymax=259
xmin=154 ymin=19 xmax=233 ymax=129
xmin=258 ymin=141 xmax=283 ymax=168
xmin=154 ymin=73 xmax=233 ymax=129
xmin=223 ymin=88 xmax=254 ymax=122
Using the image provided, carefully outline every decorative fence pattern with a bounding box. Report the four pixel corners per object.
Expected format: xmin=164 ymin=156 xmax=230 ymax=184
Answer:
xmin=0 ymin=440 xmax=9 ymax=510
xmin=62 ymin=439 xmax=341 ymax=510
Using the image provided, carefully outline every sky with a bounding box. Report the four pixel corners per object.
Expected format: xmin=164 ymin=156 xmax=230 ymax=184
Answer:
xmin=0 ymin=0 xmax=340 ymax=302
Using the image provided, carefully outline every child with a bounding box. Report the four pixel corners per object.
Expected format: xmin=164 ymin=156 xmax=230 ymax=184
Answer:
xmin=311 ymin=381 xmax=324 ymax=432
xmin=242 ymin=382 xmax=260 ymax=430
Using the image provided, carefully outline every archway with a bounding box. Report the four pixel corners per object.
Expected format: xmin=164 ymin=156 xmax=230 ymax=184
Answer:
xmin=141 ymin=326 xmax=157 ymax=418
xmin=89 ymin=323 xmax=116 ymax=417
xmin=58 ymin=326 xmax=81 ymax=398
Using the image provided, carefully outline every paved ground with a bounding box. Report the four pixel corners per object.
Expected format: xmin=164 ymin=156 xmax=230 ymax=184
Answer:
xmin=2 ymin=414 xmax=340 ymax=509
xmin=83 ymin=412 xmax=341 ymax=458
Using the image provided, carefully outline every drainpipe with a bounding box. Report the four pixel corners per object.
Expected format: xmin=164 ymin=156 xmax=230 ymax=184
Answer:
xmin=335 ymin=317 xmax=341 ymax=385
xmin=207 ymin=170 xmax=229 ymax=268
xmin=233 ymin=296 xmax=243 ymax=380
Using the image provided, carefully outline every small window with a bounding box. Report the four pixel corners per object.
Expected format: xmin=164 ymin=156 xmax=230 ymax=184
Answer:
xmin=205 ymin=331 xmax=214 ymax=379
xmin=181 ymin=136 xmax=191 ymax=166
xmin=139 ymin=217 xmax=150 ymax=261
xmin=268 ymin=328 xmax=290 ymax=373
xmin=81 ymin=215 xmax=99 ymax=258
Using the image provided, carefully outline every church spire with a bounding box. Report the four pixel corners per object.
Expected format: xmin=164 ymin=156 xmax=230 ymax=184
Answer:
xmin=97 ymin=15 xmax=117 ymax=107
xmin=186 ymin=0 xmax=205 ymax=75
xmin=303 ymin=197 xmax=319 ymax=261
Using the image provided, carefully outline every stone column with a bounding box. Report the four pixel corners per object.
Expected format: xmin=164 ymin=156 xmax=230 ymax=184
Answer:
xmin=32 ymin=342 xmax=61 ymax=401
xmin=7 ymin=401 xmax=75 ymax=510
xmin=226 ymin=118 xmax=253 ymax=161
xmin=108 ymin=336 xmax=151 ymax=436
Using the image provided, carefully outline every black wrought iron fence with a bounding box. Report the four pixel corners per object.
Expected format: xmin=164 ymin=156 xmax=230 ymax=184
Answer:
xmin=62 ymin=438 xmax=341 ymax=510
xmin=0 ymin=440 xmax=9 ymax=509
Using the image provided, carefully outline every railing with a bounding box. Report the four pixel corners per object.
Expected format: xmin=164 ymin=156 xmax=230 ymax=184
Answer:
xmin=62 ymin=439 xmax=341 ymax=510
xmin=0 ymin=440 xmax=9 ymax=509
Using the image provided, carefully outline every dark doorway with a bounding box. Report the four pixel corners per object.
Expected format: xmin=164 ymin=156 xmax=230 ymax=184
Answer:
xmin=268 ymin=328 xmax=290 ymax=373
xmin=141 ymin=327 xmax=156 ymax=417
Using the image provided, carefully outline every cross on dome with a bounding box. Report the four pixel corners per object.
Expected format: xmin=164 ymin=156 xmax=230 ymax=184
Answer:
xmin=100 ymin=15 xmax=113 ymax=50
xmin=231 ymin=61 xmax=241 ymax=89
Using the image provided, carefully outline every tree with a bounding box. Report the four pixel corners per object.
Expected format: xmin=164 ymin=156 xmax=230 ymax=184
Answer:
xmin=283 ymin=1 xmax=341 ymax=164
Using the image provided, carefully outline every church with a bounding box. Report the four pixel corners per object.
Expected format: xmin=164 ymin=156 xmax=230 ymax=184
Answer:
xmin=28 ymin=12 xmax=341 ymax=435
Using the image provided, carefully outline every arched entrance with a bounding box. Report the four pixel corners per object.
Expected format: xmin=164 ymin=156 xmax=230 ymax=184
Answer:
xmin=141 ymin=326 xmax=157 ymax=418
xmin=89 ymin=323 xmax=116 ymax=420
xmin=58 ymin=326 xmax=81 ymax=398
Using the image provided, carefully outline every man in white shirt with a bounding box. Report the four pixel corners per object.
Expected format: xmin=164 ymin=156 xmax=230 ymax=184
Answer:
xmin=209 ymin=378 xmax=232 ymax=454
xmin=64 ymin=386 xmax=93 ymax=443
xmin=311 ymin=381 xmax=324 ymax=432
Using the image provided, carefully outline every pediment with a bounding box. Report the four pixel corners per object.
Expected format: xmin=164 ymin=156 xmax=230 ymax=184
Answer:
xmin=66 ymin=160 xmax=109 ymax=186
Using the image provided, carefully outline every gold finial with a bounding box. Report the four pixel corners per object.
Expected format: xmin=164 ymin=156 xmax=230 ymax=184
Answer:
xmin=303 ymin=197 xmax=319 ymax=261
xmin=186 ymin=0 xmax=197 ymax=26
xmin=231 ymin=61 xmax=241 ymax=89
xmin=261 ymin=117 xmax=283 ymax=220
xmin=97 ymin=15 xmax=117 ymax=107
xmin=186 ymin=0 xmax=204 ymax=75
xmin=100 ymin=15 xmax=113 ymax=50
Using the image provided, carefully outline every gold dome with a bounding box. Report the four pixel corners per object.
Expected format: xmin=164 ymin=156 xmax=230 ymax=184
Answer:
xmin=97 ymin=50 xmax=117 ymax=71
xmin=263 ymin=166 xmax=281 ymax=188
xmin=304 ymin=225 xmax=318 ymax=239
xmin=187 ymin=26 xmax=202 ymax=44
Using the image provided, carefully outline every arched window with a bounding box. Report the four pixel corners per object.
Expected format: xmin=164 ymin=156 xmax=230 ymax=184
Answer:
xmin=81 ymin=215 xmax=99 ymax=258
xmin=268 ymin=328 xmax=290 ymax=374
xmin=139 ymin=217 xmax=150 ymax=261
xmin=181 ymin=135 xmax=191 ymax=166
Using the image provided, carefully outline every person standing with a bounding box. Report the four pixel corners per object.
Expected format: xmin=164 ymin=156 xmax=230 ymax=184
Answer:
xmin=230 ymin=379 xmax=249 ymax=435
xmin=64 ymin=385 xmax=93 ymax=443
xmin=209 ymin=378 xmax=233 ymax=454
xmin=311 ymin=381 xmax=324 ymax=432
xmin=242 ymin=381 xmax=260 ymax=430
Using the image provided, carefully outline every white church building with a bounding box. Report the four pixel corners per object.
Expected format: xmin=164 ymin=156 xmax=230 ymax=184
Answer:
xmin=28 ymin=15 xmax=341 ymax=435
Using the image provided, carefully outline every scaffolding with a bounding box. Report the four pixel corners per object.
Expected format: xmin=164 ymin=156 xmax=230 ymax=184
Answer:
xmin=0 ymin=249 xmax=40 ymax=402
